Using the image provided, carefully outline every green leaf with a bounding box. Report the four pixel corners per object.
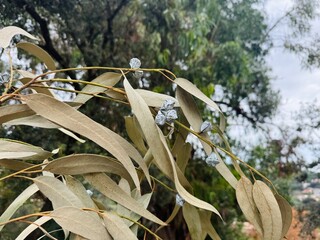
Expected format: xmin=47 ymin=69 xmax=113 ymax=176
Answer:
xmin=182 ymin=203 xmax=202 ymax=240
xmin=252 ymin=180 xmax=282 ymax=240
xmin=33 ymin=176 xmax=83 ymax=209
xmin=0 ymin=26 xmax=38 ymax=48
xmin=24 ymin=93 xmax=141 ymax=190
xmin=236 ymin=177 xmax=263 ymax=235
xmin=0 ymin=138 xmax=52 ymax=161
xmin=50 ymin=206 xmax=111 ymax=240
xmin=0 ymin=184 xmax=38 ymax=231
xmin=275 ymin=194 xmax=293 ymax=238
xmin=17 ymin=42 xmax=56 ymax=70
xmin=84 ymin=173 xmax=166 ymax=226
xmin=44 ymin=154 xmax=133 ymax=184
xmin=103 ymin=212 xmax=138 ymax=240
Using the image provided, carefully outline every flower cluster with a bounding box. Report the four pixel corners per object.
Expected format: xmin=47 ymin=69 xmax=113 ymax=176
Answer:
xmin=129 ymin=58 xmax=143 ymax=79
xmin=155 ymin=99 xmax=178 ymax=126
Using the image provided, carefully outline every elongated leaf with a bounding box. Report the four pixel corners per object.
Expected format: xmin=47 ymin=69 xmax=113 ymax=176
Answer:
xmin=174 ymin=78 xmax=225 ymax=131
xmin=0 ymin=138 xmax=52 ymax=160
xmin=84 ymin=173 xmax=165 ymax=225
xmin=74 ymin=72 xmax=122 ymax=104
xmin=24 ymin=93 xmax=140 ymax=190
xmin=124 ymin=79 xmax=220 ymax=216
xmin=0 ymin=104 xmax=35 ymax=124
xmin=103 ymin=212 xmax=138 ymax=240
xmin=125 ymin=116 xmax=147 ymax=154
xmin=176 ymin=143 xmax=192 ymax=173
xmin=135 ymin=89 xmax=180 ymax=107
xmin=176 ymin=86 xmax=238 ymax=189
xmin=65 ymin=176 xmax=97 ymax=210
xmin=0 ymin=159 xmax=37 ymax=171
xmin=0 ymin=184 xmax=38 ymax=231
xmin=33 ymin=176 xmax=83 ymax=209
xmin=44 ymin=154 xmax=132 ymax=183
xmin=0 ymin=26 xmax=38 ymax=48
xmin=198 ymin=211 xmax=221 ymax=240
xmin=16 ymin=216 xmax=52 ymax=240
xmin=275 ymin=194 xmax=292 ymax=238
xmin=4 ymin=114 xmax=59 ymax=128
xmin=183 ymin=203 xmax=202 ymax=240
xmin=253 ymin=180 xmax=282 ymax=240
xmin=50 ymin=206 xmax=111 ymax=240
xmin=17 ymin=42 xmax=56 ymax=70
xmin=236 ymin=177 xmax=263 ymax=235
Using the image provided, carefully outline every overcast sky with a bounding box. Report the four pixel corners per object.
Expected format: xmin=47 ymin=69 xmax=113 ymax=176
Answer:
xmin=265 ymin=0 xmax=320 ymax=118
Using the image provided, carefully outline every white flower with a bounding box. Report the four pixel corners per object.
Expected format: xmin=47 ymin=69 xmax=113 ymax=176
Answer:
xmin=160 ymin=99 xmax=175 ymax=111
xmin=129 ymin=58 xmax=141 ymax=69
xmin=155 ymin=99 xmax=178 ymax=126
xmin=165 ymin=109 xmax=178 ymax=123
xmin=155 ymin=111 xmax=166 ymax=126
xmin=176 ymin=194 xmax=185 ymax=206
xmin=205 ymin=152 xmax=220 ymax=167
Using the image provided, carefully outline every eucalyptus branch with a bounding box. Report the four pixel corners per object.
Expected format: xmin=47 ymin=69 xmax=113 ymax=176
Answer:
xmin=30 ymin=85 xmax=129 ymax=105
xmin=174 ymin=120 xmax=277 ymax=191
xmin=35 ymin=78 xmax=125 ymax=95
xmin=0 ymin=163 xmax=47 ymax=182
xmin=0 ymin=212 xmax=50 ymax=227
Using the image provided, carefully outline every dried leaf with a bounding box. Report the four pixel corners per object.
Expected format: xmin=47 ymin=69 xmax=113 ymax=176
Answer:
xmin=198 ymin=211 xmax=221 ymax=240
xmin=176 ymin=143 xmax=192 ymax=173
xmin=135 ymin=89 xmax=179 ymax=107
xmin=253 ymin=180 xmax=282 ymax=240
xmin=24 ymin=93 xmax=140 ymax=190
xmin=176 ymin=86 xmax=238 ymax=189
xmin=84 ymin=173 xmax=165 ymax=225
xmin=0 ymin=184 xmax=38 ymax=231
xmin=16 ymin=216 xmax=52 ymax=240
xmin=0 ymin=159 xmax=38 ymax=171
xmin=0 ymin=138 xmax=52 ymax=160
xmin=125 ymin=116 xmax=147 ymax=154
xmin=0 ymin=104 xmax=34 ymax=124
xmin=182 ymin=203 xmax=202 ymax=240
xmin=275 ymin=194 xmax=293 ymax=238
xmin=74 ymin=72 xmax=122 ymax=105
xmin=103 ymin=212 xmax=138 ymax=240
xmin=124 ymin=79 xmax=220 ymax=216
xmin=33 ymin=176 xmax=83 ymax=209
xmin=0 ymin=26 xmax=38 ymax=48
xmin=236 ymin=177 xmax=263 ymax=235
xmin=17 ymin=42 xmax=56 ymax=70
xmin=174 ymin=78 xmax=225 ymax=131
xmin=44 ymin=154 xmax=132 ymax=183
xmin=50 ymin=206 xmax=111 ymax=240
xmin=65 ymin=176 xmax=97 ymax=210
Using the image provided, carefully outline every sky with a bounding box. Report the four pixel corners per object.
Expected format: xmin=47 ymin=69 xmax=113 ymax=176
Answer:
xmin=265 ymin=0 xmax=320 ymax=118
xmin=264 ymin=0 xmax=320 ymax=171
